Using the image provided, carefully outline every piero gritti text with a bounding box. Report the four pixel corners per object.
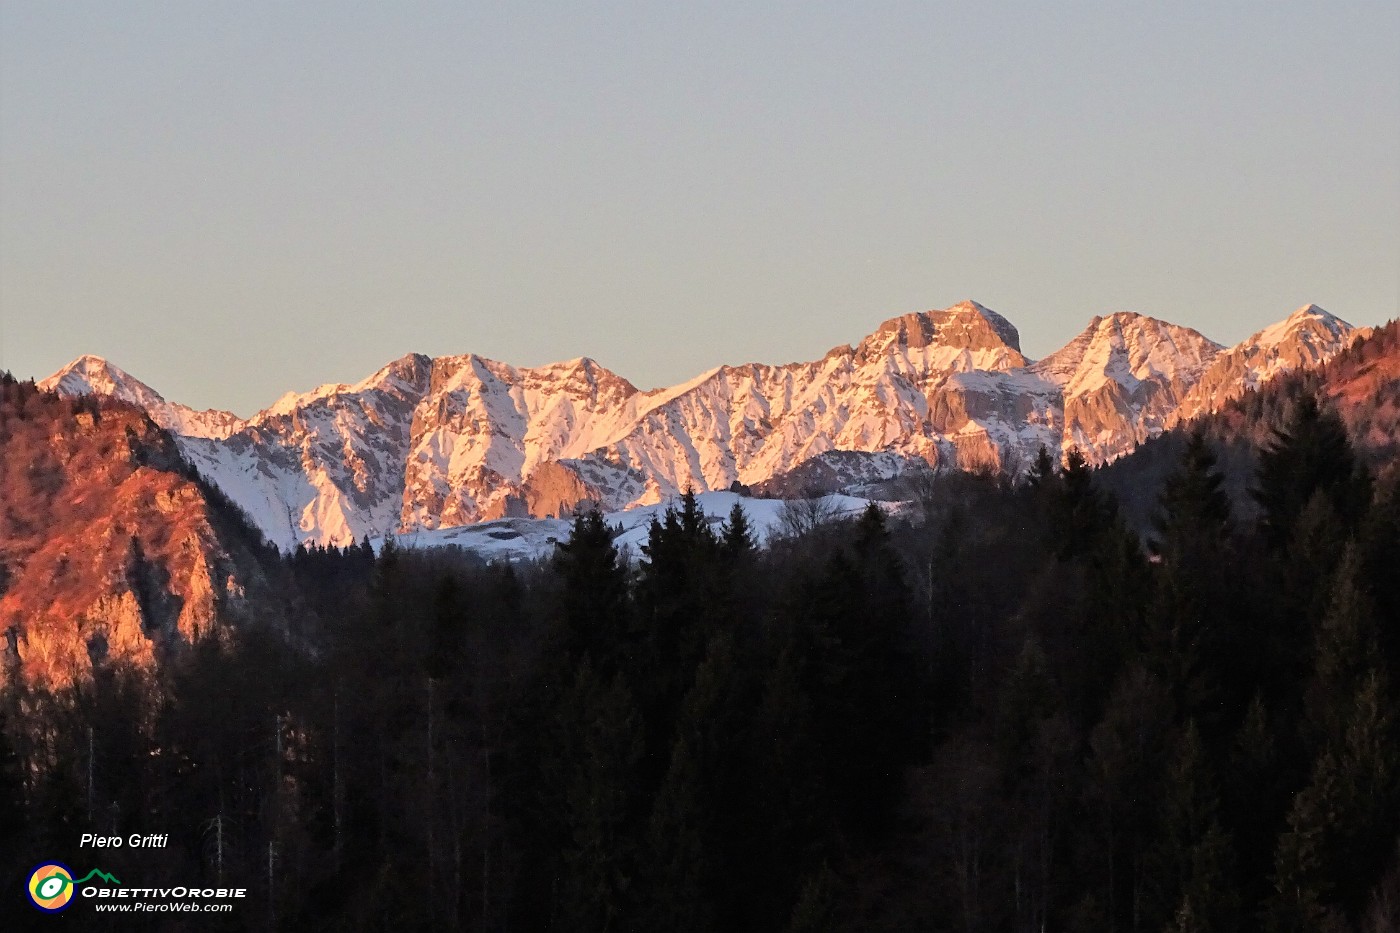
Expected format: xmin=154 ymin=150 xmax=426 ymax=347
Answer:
xmin=80 ymin=833 xmax=169 ymax=848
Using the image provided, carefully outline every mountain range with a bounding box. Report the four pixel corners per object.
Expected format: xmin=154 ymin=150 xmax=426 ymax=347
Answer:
xmin=39 ymin=300 xmax=1359 ymax=550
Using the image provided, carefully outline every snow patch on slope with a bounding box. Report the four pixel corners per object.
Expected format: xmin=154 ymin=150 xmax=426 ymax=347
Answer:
xmin=378 ymin=491 xmax=878 ymax=562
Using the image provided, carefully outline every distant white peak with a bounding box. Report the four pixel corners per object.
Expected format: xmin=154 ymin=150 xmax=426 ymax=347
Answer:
xmin=540 ymin=356 xmax=595 ymax=371
xmin=257 ymin=353 xmax=432 ymax=420
xmin=40 ymin=355 xmax=166 ymax=405
xmin=1032 ymin=311 xmax=1222 ymax=395
xmin=261 ymin=384 xmax=349 ymax=419
xmin=422 ymin=353 xmax=495 ymax=394
xmin=1084 ymin=310 xmax=1222 ymax=347
xmin=349 ymin=352 xmax=431 ymax=395
xmin=40 ymin=355 xmax=245 ymax=439
xmin=944 ymin=300 xmax=1023 ymax=349
xmin=857 ymin=300 xmax=1024 ymax=359
xmin=1252 ymin=304 xmax=1352 ymax=349
xmin=1282 ymin=305 xmax=1338 ymax=323
xmin=1090 ymin=310 xmax=1179 ymax=332
xmin=526 ymin=356 xmax=633 ymax=383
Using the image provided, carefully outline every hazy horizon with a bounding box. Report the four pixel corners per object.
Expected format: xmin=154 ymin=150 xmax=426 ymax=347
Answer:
xmin=3 ymin=3 xmax=1397 ymax=416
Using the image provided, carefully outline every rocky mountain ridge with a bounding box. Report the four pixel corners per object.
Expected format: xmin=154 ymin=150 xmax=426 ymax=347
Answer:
xmin=0 ymin=380 xmax=270 ymax=687
xmin=39 ymin=301 xmax=1359 ymax=549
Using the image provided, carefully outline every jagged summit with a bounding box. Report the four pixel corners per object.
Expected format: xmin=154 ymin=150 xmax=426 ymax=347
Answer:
xmin=41 ymin=354 xmax=150 ymax=397
xmin=1172 ymin=303 xmax=1355 ymax=425
xmin=849 ymin=301 xmax=1027 ymax=375
xmin=1253 ymin=303 xmax=1349 ymax=348
xmin=866 ymin=300 xmax=1021 ymax=351
xmin=1032 ymin=312 xmax=1222 ymax=389
xmin=258 ymin=352 xmax=433 ymax=421
xmin=41 ymin=354 xmax=246 ymax=440
xmin=1289 ymin=302 xmax=1331 ymax=320
xmin=40 ymin=300 xmax=1359 ymax=548
xmin=860 ymin=300 xmax=1020 ymax=349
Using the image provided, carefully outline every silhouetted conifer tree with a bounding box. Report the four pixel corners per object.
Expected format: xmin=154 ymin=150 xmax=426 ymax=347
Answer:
xmin=1254 ymin=395 xmax=1371 ymax=550
xmin=1146 ymin=721 xmax=1239 ymax=932
xmin=555 ymin=659 xmax=646 ymax=932
xmin=721 ymin=500 xmax=756 ymax=559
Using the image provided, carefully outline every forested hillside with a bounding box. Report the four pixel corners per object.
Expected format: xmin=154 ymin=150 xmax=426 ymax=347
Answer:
xmin=1099 ymin=319 xmax=1399 ymax=535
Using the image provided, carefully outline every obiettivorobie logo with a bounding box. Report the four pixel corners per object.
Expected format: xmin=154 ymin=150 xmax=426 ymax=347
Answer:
xmin=27 ymin=862 xmax=122 ymax=913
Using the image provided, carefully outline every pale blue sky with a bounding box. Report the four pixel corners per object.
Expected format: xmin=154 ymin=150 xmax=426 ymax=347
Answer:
xmin=2 ymin=2 xmax=1397 ymax=415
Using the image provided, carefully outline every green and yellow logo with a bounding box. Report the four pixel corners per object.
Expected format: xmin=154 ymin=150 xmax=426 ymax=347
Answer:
xmin=27 ymin=862 xmax=121 ymax=913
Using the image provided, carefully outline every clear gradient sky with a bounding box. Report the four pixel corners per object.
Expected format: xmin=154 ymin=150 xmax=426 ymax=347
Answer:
xmin=2 ymin=2 xmax=1397 ymax=416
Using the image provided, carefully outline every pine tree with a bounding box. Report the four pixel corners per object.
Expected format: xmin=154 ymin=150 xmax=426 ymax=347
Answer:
xmin=1085 ymin=666 xmax=1174 ymax=930
xmin=1141 ymin=432 xmax=1252 ymax=728
xmin=427 ymin=574 xmax=465 ymax=681
xmin=1268 ymin=673 xmax=1397 ymax=929
xmin=743 ymin=638 xmax=824 ymax=928
xmin=556 ymin=660 xmax=646 ymax=931
xmin=1048 ymin=446 xmax=1120 ymax=559
xmin=676 ymin=486 xmax=712 ymax=542
xmin=822 ymin=503 xmax=922 ymax=834
xmin=1254 ymin=394 xmax=1371 ymax=550
xmin=1355 ymin=479 xmax=1400 ymax=673
xmin=1227 ymin=693 xmax=1286 ymax=920
xmin=995 ymin=638 xmax=1058 ymax=771
xmin=553 ymin=508 xmax=633 ymax=678
xmin=1027 ymin=444 xmax=1057 ymax=490
xmin=0 ymin=698 xmax=24 ymax=849
xmin=1304 ymin=547 xmax=1381 ymax=746
xmin=1146 ymin=721 xmax=1239 ymax=932
xmin=644 ymin=734 xmax=710 ymax=932
xmin=643 ymin=634 xmax=741 ymax=931
xmin=1151 ymin=431 xmax=1231 ymax=560
xmin=633 ymin=492 xmax=726 ymax=780
xmin=507 ymin=510 xmax=639 ymax=929
xmin=721 ymin=500 xmax=756 ymax=560
xmin=786 ymin=863 xmax=838 ymax=933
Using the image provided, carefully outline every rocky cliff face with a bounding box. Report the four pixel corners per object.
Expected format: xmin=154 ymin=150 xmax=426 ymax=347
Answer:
xmin=1030 ymin=312 xmax=1225 ymax=462
xmin=0 ymin=382 xmax=257 ymax=687
xmin=1170 ymin=304 xmax=1356 ymax=426
xmin=40 ymin=301 xmax=1360 ymax=549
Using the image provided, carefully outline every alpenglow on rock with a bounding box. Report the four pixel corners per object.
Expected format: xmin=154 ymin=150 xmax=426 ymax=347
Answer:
xmin=41 ymin=301 xmax=1357 ymax=549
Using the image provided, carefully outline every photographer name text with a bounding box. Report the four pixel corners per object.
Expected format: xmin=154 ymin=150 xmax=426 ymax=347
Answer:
xmin=80 ymin=833 xmax=169 ymax=848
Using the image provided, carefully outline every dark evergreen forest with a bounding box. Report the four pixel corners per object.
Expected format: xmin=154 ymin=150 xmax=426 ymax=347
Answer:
xmin=3 ymin=387 xmax=1398 ymax=931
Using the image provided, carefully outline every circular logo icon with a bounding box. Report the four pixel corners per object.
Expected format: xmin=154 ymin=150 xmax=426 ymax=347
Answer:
xmin=28 ymin=862 xmax=76 ymax=912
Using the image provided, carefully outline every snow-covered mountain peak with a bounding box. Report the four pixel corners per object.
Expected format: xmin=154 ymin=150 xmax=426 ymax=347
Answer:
xmin=1171 ymin=303 xmax=1356 ymax=426
xmin=863 ymin=300 xmax=1021 ymax=350
xmin=519 ymin=356 xmax=639 ymax=401
xmin=41 ymin=354 xmax=154 ymax=400
xmin=256 ymin=353 xmax=433 ymax=422
xmin=40 ymin=355 xmax=246 ymax=440
xmin=853 ymin=301 xmax=1027 ymax=373
xmin=1254 ymin=303 xmax=1350 ymax=348
xmin=945 ymin=300 xmax=1023 ymax=349
xmin=367 ymin=352 xmax=434 ymax=389
xmin=1288 ymin=302 xmax=1329 ymax=321
xmin=1024 ymin=313 xmax=1223 ymax=463
xmin=1033 ymin=312 xmax=1222 ymax=395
